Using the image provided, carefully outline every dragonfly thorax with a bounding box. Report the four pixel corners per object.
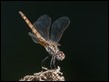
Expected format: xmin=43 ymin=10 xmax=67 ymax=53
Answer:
xmin=45 ymin=41 xmax=65 ymax=61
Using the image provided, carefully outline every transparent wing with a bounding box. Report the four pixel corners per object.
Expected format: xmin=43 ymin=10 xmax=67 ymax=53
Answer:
xmin=33 ymin=15 xmax=51 ymax=40
xmin=28 ymin=32 xmax=39 ymax=43
xmin=50 ymin=16 xmax=70 ymax=42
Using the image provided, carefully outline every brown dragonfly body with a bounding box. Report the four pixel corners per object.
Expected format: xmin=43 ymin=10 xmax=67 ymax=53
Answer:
xmin=19 ymin=11 xmax=70 ymax=67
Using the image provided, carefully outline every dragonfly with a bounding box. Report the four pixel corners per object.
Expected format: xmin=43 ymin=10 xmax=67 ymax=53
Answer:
xmin=19 ymin=11 xmax=70 ymax=68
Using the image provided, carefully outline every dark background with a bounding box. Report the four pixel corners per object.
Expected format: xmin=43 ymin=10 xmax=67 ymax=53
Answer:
xmin=1 ymin=1 xmax=108 ymax=81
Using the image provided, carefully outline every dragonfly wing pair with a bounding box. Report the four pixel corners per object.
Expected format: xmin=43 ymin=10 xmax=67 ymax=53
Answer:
xmin=29 ymin=15 xmax=70 ymax=44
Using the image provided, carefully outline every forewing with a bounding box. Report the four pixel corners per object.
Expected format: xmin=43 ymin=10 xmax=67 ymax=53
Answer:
xmin=50 ymin=16 xmax=70 ymax=42
xmin=33 ymin=15 xmax=51 ymax=40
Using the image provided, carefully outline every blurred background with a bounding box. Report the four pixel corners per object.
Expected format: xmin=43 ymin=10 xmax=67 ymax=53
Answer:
xmin=1 ymin=1 xmax=108 ymax=81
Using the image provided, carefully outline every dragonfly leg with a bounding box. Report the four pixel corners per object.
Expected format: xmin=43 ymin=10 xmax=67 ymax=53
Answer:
xmin=41 ymin=56 xmax=49 ymax=68
xmin=52 ymin=57 xmax=56 ymax=69
xmin=50 ymin=56 xmax=54 ymax=69
xmin=50 ymin=56 xmax=56 ymax=69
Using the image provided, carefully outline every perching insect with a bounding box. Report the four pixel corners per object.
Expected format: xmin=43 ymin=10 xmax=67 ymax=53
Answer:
xmin=19 ymin=11 xmax=70 ymax=68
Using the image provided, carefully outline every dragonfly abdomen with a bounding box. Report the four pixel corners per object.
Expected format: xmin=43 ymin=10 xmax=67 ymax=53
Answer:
xmin=19 ymin=11 xmax=45 ymax=43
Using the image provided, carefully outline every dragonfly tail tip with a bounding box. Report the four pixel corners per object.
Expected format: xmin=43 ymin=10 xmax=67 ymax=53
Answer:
xmin=19 ymin=11 xmax=22 ymax=14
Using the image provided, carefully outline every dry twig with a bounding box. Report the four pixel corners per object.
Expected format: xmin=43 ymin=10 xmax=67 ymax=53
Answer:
xmin=19 ymin=66 xmax=65 ymax=81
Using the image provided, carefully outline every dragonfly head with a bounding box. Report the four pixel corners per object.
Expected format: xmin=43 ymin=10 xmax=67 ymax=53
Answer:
xmin=55 ymin=51 xmax=65 ymax=61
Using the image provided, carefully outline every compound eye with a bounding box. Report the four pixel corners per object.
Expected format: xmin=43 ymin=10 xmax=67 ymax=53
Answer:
xmin=56 ymin=51 xmax=65 ymax=61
